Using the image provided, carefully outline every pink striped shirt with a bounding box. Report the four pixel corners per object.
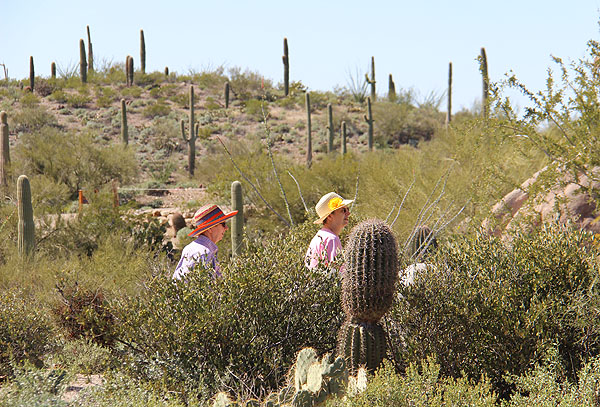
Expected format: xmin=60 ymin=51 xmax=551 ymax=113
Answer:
xmin=305 ymin=228 xmax=341 ymax=270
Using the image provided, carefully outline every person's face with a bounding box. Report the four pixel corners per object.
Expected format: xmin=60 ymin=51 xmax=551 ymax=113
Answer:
xmin=326 ymin=206 xmax=350 ymax=231
xmin=207 ymin=222 xmax=228 ymax=243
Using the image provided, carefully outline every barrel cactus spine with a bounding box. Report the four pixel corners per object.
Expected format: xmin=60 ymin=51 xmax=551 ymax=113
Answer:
xmin=326 ymin=103 xmax=334 ymax=153
xmin=283 ymin=37 xmax=289 ymax=96
xmin=0 ymin=111 xmax=9 ymax=187
xmin=231 ymin=180 xmax=243 ymax=256
xmin=79 ymin=39 xmax=87 ymax=83
xmin=140 ymin=29 xmax=146 ymax=74
xmin=29 ymin=56 xmax=34 ymax=91
xmin=121 ymin=99 xmax=128 ymax=146
xmin=305 ymin=92 xmax=312 ymax=167
xmin=17 ymin=175 xmax=35 ymax=257
xmin=364 ymin=97 xmax=373 ymax=151
xmin=338 ymin=219 xmax=398 ymax=373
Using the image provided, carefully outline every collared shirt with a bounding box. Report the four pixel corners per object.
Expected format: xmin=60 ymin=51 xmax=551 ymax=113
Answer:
xmin=305 ymin=228 xmax=341 ymax=270
xmin=173 ymin=235 xmax=221 ymax=280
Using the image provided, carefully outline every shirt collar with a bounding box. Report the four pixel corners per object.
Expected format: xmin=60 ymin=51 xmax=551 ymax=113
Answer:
xmin=195 ymin=234 xmax=218 ymax=253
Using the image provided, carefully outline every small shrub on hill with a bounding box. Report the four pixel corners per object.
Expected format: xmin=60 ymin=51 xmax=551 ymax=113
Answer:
xmin=143 ymin=99 xmax=171 ymax=118
xmin=11 ymin=107 xmax=57 ymax=132
xmin=228 ymin=66 xmax=272 ymax=101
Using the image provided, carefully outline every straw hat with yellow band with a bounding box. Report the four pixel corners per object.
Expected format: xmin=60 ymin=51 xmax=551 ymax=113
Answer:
xmin=314 ymin=192 xmax=354 ymax=224
xmin=188 ymin=204 xmax=238 ymax=237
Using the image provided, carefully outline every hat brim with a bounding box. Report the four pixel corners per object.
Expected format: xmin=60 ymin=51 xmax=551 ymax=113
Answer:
xmin=189 ymin=210 xmax=238 ymax=237
xmin=313 ymin=199 xmax=354 ymax=224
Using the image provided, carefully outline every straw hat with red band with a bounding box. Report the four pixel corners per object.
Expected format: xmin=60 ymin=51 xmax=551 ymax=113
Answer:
xmin=314 ymin=192 xmax=354 ymax=224
xmin=188 ymin=204 xmax=238 ymax=237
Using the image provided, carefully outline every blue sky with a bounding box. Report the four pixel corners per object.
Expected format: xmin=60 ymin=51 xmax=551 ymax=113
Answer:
xmin=3 ymin=1 xmax=600 ymax=111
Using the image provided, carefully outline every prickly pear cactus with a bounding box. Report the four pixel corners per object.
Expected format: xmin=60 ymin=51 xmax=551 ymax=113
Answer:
xmin=341 ymin=219 xmax=398 ymax=322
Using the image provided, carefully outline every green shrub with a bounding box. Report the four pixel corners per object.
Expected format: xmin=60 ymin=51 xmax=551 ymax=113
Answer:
xmin=0 ymin=364 xmax=70 ymax=406
xmin=373 ymin=101 xmax=444 ymax=147
xmin=49 ymin=89 xmax=68 ymax=103
xmin=326 ymin=359 xmax=496 ymax=406
xmin=13 ymin=127 xmax=137 ymax=198
xmin=244 ymin=99 xmax=268 ymax=121
xmin=143 ymin=100 xmax=171 ymax=118
xmin=0 ymin=290 xmax=55 ymax=378
xmin=228 ymin=66 xmax=272 ymax=101
xmin=19 ymin=92 xmax=40 ymax=108
xmin=111 ymin=221 xmax=343 ymax=399
xmin=390 ymin=224 xmax=600 ymax=399
xmin=11 ymin=107 xmax=57 ymax=132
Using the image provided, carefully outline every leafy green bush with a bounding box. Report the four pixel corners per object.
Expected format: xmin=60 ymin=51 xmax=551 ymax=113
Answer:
xmin=0 ymin=290 xmax=55 ymax=378
xmin=11 ymin=107 xmax=57 ymax=132
xmin=326 ymin=359 xmax=496 ymax=406
xmin=13 ymin=127 xmax=137 ymax=198
xmin=228 ymin=66 xmax=272 ymax=101
xmin=373 ymin=101 xmax=444 ymax=147
xmin=111 ymin=222 xmax=343 ymax=399
xmin=244 ymin=98 xmax=268 ymax=121
xmin=0 ymin=364 xmax=70 ymax=406
xmin=143 ymin=100 xmax=171 ymax=118
xmin=390 ymin=224 xmax=600 ymax=399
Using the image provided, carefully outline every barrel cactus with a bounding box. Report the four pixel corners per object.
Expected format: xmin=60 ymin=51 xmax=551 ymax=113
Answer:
xmin=409 ymin=225 xmax=437 ymax=260
xmin=338 ymin=219 xmax=398 ymax=373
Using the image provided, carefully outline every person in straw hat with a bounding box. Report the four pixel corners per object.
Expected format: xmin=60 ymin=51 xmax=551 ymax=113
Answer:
xmin=305 ymin=192 xmax=353 ymax=270
xmin=173 ymin=204 xmax=238 ymax=280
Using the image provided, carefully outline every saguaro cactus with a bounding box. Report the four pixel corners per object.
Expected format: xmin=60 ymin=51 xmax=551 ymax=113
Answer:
xmin=79 ymin=39 xmax=87 ymax=84
xmin=447 ymin=62 xmax=452 ymax=125
xmin=0 ymin=111 xmax=9 ymax=186
xmin=29 ymin=56 xmax=34 ymax=91
xmin=341 ymin=121 xmax=347 ymax=156
xmin=51 ymin=62 xmax=56 ymax=79
xmin=224 ymin=82 xmax=230 ymax=108
xmin=140 ymin=29 xmax=146 ymax=74
xmin=305 ymin=92 xmax=312 ymax=167
xmin=17 ymin=175 xmax=35 ymax=258
xmin=326 ymin=103 xmax=334 ymax=153
xmin=87 ymin=25 xmax=94 ymax=72
xmin=181 ymin=85 xmax=198 ymax=177
xmin=231 ymin=180 xmax=243 ymax=256
xmin=480 ymin=47 xmax=489 ymax=119
xmin=283 ymin=37 xmax=290 ymax=96
xmin=388 ymin=74 xmax=396 ymax=102
xmin=337 ymin=219 xmax=398 ymax=373
xmin=365 ymin=56 xmax=376 ymax=101
xmin=164 ymin=66 xmax=169 ymax=77
xmin=121 ymin=99 xmax=128 ymax=146
xmin=364 ymin=97 xmax=374 ymax=150
xmin=126 ymin=56 xmax=134 ymax=87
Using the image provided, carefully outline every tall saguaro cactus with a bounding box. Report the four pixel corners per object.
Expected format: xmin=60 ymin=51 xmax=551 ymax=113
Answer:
xmin=341 ymin=121 xmax=347 ymax=156
xmin=364 ymin=97 xmax=374 ymax=150
xmin=283 ymin=37 xmax=290 ymax=96
xmin=231 ymin=180 xmax=243 ymax=256
xmin=17 ymin=175 xmax=35 ymax=258
xmin=326 ymin=103 xmax=334 ymax=153
xmin=51 ymin=62 xmax=56 ymax=79
xmin=126 ymin=56 xmax=134 ymax=87
xmin=447 ymin=62 xmax=452 ymax=125
xmin=79 ymin=39 xmax=87 ymax=84
xmin=86 ymin=25 xmax=94 ymax=72
xmin=29 ymin=56 xmax=34 ymax=91
xmin=480 ymin=47 xmax=489 ymax=119
xmin=181 ymin=85 xmax=198 ymax=177
xmin=140 ymin=29 xmax=146 ymax=74
xmin=365 ymin=56 xmax=376 ymax=101
xmin=121 ymin=99 xmax=128 ymax=146
xmin=224 ymin=82 xmax=230 ymax=108
xmin=388 ymin=74 xmax=396 ymax=102
xmin=0 ymin=111 xmax=10 ymax=187
xmin=337 ymin=219 xmax=398 ymax=373
xmin=305 ymin=92 xmax=312 ymax=167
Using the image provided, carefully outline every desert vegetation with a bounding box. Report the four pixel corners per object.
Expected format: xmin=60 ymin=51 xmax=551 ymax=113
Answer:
xmin=1 ymin=27 xmax=600 ymax=407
